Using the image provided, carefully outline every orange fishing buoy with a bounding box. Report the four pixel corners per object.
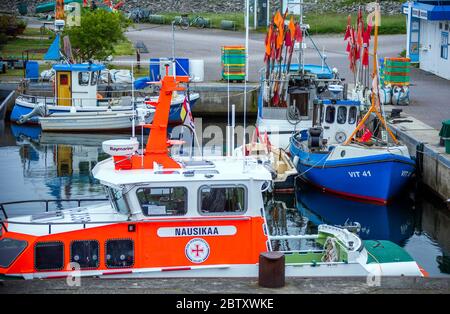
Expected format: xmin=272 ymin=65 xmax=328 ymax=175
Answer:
xmin=97 ymin=93 xmax=104 ymax=99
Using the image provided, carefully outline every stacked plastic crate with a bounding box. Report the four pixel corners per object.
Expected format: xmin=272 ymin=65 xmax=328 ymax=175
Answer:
xmin=382 ymin=57 xmax=411 ymax=105
xmin=221 ymin=45 xmax=246 ymax=81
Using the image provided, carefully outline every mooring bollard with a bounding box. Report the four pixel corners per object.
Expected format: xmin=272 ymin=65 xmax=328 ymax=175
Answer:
xmin=258 ymin=252 xmax=285 ymax=288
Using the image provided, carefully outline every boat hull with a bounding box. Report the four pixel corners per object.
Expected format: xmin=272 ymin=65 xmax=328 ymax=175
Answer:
xmin=10 ymin=95 xmax=199 ymax=125
xmin=39 ymin=112 xmax=143 ymax=132
xmin=290 ymin=143 xmax=415 ymax=204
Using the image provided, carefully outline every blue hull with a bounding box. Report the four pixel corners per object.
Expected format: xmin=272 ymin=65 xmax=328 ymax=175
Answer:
xmin=290 ymin=141 xmax=415 ymax=204
xmin=10 ymin=98 xmax=198 ymax=125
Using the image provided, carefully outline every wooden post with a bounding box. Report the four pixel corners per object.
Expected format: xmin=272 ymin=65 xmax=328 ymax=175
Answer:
xmin=258 ymin=252 xmax=285 ymax=288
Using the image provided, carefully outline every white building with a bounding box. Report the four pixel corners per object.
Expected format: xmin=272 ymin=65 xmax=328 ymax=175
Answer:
xmin=403 ymin=1 xmax=450 ymax=80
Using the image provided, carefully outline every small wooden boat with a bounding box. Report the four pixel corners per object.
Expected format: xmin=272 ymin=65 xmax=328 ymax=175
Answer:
xmin=236 ymin=142 xmax=297 ymax=192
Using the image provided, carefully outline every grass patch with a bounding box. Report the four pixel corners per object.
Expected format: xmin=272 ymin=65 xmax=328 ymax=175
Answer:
xmin=107 ymin=64 xmax=150 ymax=77
xmin=144 ymin=12 xmax=406 ymax=34
xmin=304 ymin=13 xmax=406 ymax=35
xmin=1 ymin=33 xmax=54 ymax=60
xmin=147 ymin=12 xmax=246 ymax=31
xmin=113 ymin=38 xmax=135 ymax=56
xmin=0 ymin=64 xmax=52 ymax=80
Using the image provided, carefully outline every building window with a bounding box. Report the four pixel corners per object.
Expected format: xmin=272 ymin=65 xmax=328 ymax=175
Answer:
xmin=348 ymin=106 xmax=357 ymax=124
xmin=325 ymin=106 xmax=336 ymax=124
xmin=35 ymin=242 xmax=64 ymax=271
xmin=78 ymin=72 xmax=90 ymax=86
xmin=105 ymin=239 xmax=134 ymax=268
xmin=337 ymin=106 xmax=347 ymax=124
xmin=199 ymin=185 xmax=246 ymax=214
xmin=441 ymin=32 xmax=448 ymax=60
xmin=71 ymin=240 xmax=99 ymax=269
xmin=136 ymin=187 xmax=187 ymax=216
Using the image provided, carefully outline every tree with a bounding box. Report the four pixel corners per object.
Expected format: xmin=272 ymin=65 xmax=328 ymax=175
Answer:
xmin=63 ymin=9 xmax=131 ymax=62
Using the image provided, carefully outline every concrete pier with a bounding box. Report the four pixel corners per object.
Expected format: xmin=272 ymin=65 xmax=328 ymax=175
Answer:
xmin=387 ymin=112 xmax=450 ymax=202
xmin=1 ymin=277 xmax=448 ymax=294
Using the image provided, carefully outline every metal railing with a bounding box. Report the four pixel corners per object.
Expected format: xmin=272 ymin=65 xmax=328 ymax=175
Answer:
xmin=0 ymin=198 xmax=108 ymax=219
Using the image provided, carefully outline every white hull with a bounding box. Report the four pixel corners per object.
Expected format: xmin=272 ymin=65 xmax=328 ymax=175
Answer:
xmin=13 ymin=261 xmax=422 ymax=280
xmin=39 ymin=111 xmax=148 ymax=131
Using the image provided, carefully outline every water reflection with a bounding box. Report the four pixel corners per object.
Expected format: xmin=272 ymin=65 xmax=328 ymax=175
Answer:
xmin=268 ymin=183 xmax=450 ymax=277
xmin=295 ymin=184 xmax=416 ymax=244
xmin=0 ymin=122 xmax=449 ymax=276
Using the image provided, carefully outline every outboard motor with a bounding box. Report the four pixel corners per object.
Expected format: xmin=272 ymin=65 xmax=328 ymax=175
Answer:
xmin=18 ymin=103 xmax=47 ymax=124
xmin=308 ymin=127 xmax=324 ymax=151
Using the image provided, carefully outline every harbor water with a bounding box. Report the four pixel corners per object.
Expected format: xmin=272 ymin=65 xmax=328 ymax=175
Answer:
xmin=0 ymin=121 xmax=449 ymax=278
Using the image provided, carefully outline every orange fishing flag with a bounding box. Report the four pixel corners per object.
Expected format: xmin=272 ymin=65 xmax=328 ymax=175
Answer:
xmin=55 ymin=0 xmax=65 ymax=20
xmin=274 ymin=11 xmax=284 ymax=49
xmin=265 ymin=24 xmax=273 ymax=59
xmin=288 ymin=16 xmax=296 ymax=41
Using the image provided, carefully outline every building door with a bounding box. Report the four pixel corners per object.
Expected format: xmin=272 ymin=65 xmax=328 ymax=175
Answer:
xmin=409 ymin=17 xmax=420 ymax=63
xmin=56 ymin=71 xmax=71 ymax=106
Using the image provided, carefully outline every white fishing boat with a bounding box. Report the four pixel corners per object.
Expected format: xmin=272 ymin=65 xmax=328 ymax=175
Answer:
xmin=39 ymin=108 xmax=155 ymax=132
xmin=11 ymin=63 xmax=199 ymax=128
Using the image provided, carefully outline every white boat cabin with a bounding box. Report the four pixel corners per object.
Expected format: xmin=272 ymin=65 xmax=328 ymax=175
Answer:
xmin=312 ymin=99 xmax=361 ymax=145
xmin=53 ymin=63 xmax=105 ymax=107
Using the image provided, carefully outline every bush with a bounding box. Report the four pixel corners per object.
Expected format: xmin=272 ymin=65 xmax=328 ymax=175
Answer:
xmin=0 ymin=15 xmax=27 ymax=37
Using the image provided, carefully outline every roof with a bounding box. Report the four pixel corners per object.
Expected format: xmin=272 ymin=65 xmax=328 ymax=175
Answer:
xmin=53 ymin=63 xmax=105 ymax=72
xmin=92 ymin=156 xmax=273 ymax=187
xmin=322 ymin=99 xmax=361 ymax=106
xmin=402 ymin=1 xmax=450 ymax=20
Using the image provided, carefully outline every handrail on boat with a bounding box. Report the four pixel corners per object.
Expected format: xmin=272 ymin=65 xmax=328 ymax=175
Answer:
xmin=0 ymin=198 xmax=109 ymax=219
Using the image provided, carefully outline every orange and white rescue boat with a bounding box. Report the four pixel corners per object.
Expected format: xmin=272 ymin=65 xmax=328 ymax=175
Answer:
xmin=0 ymin=72 xmax=426 ymax=279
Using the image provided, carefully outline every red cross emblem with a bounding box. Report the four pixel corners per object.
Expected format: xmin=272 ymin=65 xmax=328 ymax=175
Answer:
xmin=185 ymin=238 xmax=210 ymax=263
xmin=191 ymin=244 xmax=204 ymax=257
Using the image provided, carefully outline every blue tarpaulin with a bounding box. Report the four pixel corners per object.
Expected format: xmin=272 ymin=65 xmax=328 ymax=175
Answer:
xmin=44 ymin=34 xmax=61 ymax=61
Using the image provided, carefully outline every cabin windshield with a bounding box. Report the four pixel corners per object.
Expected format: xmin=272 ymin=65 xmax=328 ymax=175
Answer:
xmin=136 ymin=187 xmax=187 ymax=216
xmin=337 ymin=106 xmax=347 ymax=124
xmin=199 ymin=185 xmax=246 ymax=214
xmin=325 ymin=106 xmax=335 ymax=124
xmin=107 ymin=187 xmax=129 ymax=215
xmin=79 ymin=72 xmax=90 ymax=86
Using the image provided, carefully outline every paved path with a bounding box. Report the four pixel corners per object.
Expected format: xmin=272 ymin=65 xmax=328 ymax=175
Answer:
xmin=121 ymin=25 xmax=449 ymax=129
xmin=121 ymin=24 xmax=405 ymax=82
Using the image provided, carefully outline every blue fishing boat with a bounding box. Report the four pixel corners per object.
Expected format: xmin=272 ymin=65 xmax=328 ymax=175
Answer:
xmin=289 ymin=97 xmax=415 ymax=204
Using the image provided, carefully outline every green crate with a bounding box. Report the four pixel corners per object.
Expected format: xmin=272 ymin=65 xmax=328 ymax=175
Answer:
xmin=385 ymin=60 xmax=410 ymax=67
xmin=384 ymin=75 xmax=410 ymax=82
xmin=385 ymin=66 xmax=410 ymax=73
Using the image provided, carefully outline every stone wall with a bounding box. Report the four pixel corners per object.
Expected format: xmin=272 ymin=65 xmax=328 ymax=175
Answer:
xmin=0 ymin=0 xmax=402 ymax=16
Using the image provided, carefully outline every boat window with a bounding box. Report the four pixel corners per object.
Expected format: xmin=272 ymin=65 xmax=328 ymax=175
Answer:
xmin=91 ymin=71 xmax=98 ymax=86
xmin=59 ymin=74 xmax=69 ymax=85
xmin=199 ymin=185 xmax=246 ymax=214
xmin=348 ymin=106 xmax=357 ymax=124
xmin=337 ymin=106 xmax=347 ymax=124
xmin=0 ymin=238 xmax=27 ymax=268
xmin=71 ymin=240 xmax=99 ymax=269
xmin=35 ymin=242 xmax=64 ymax=271
xmin=105 ymin=239 xmax=134 ymax=268
xmin=78 ymin=72 xmax=90 ymax=86
xmin=108 ymin=187 xmax=129 ymax=215
xmin=325 ymin=106 xmax=335 ymax=124
xmin=136 ymin=187 xmax=187 ymax=216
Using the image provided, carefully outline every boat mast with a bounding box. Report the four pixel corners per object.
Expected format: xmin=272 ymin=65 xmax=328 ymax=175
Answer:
xmin=344 ymin=2 xmax=399 ymax=145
